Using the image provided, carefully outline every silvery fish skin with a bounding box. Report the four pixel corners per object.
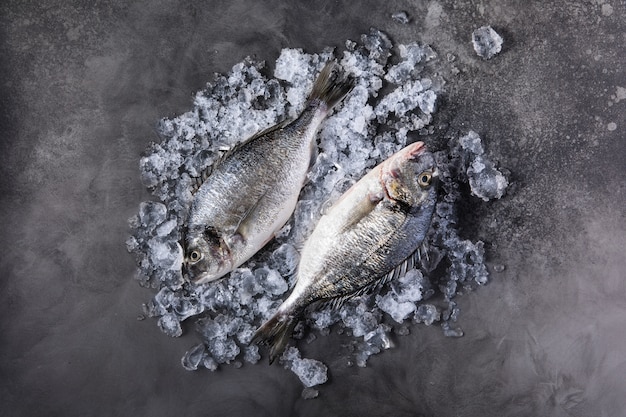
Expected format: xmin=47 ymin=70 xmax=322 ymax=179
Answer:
xmin=252 ymin=141 xmax=438 ymax=362
xmin=183 ymin=62 xmax=354 ymax=285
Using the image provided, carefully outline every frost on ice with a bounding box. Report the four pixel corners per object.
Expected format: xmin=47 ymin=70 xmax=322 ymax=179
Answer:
xmin=127 ymin=29 xmax=508 ymax=392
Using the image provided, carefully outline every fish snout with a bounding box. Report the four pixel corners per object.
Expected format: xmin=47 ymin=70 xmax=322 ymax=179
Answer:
xmin=406 ymin=141 xmax=426 ymax=160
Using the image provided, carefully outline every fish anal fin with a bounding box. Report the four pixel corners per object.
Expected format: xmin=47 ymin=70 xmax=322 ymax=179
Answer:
xmin=322 ymin=251 xmax=426 ymax=310
xmin=317 ymin=275 xmax=387 ymax=312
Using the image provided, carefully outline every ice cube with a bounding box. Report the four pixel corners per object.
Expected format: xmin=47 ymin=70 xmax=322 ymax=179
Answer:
xmin=255 ymin=267 xmax=288 ymax=296
xmin=243 ymin=344 xmax=261 ymax=364
xmin=459 ymin=130 xmax=484 ymax=155
xmin=442 ymin=322 xmax=464 ymax=338
xmin=415 ymin=304 xmax=440 ymax=325
xmin=267 ymin=244 xmax=299 ymax=277
xmin=158 ymin=313 xmax=183 ymax=337
xmin=181 ymin=343 xmax=207 ymax=371
xmin=467 ymin=156 xmax=509 ymax=201
xmin=208 ymin=337 xmax=240 ymax=364
xmin=472 ymin=26 xmax=503 ymax=59
xmin=391 ymin=11 xmax=410 ymax=24
xmin=147 ymin=237 xmax=183 ymax=270
xmin=139 ymin=201 xmax=167 ymax=227
xmin=281 ymin=347 xmax=328 ymax=388
xmin=376 ymin=293 xmax=416 ymax=323
xmin=155 ymin=218 xmax=177 ymax=237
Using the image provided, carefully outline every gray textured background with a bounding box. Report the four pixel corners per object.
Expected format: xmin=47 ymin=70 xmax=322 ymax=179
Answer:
xmin=1 ymin=1 xmax=624 ymax=416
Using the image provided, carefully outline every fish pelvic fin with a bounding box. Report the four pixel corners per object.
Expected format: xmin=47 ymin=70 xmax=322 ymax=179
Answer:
xmin=307 ymin=61 xmax=355 ymax=111
xmin=251 ymin=311 xmax=299 ymax=365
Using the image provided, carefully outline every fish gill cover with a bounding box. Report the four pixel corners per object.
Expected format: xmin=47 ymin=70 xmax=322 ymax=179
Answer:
xmin=126 ymin=28 xmax=508 ymax=397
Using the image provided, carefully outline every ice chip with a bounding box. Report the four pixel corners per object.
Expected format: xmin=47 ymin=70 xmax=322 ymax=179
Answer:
xmin=467 ymin=156 xmax=509 ymax=201
xmin=391 ymin=11 xmax=410 ymax=24
xmin=243 ymin=344 xmax=261 ymax=364
xmin=442 ymin=322 xmax=464 ymax=338
xmin=282 ymin=347 xmax=328 ymax=388
xmin=268 ymin=244 xmax=299 ymax=277
xmin=203 ymin=356 xmax=219 ymax=371
xmin=170 ymin=295 xmax=204 ymax=320
xmin=472 ymin=26 xmax=503 ymax=59
xmin=147 ymin=237 xmax=183 ymax=270
xmin=459 ymin=131 xmax=508 ymax=201
xmin=364 ymin=324 xmax=392 ymax=350
xmin=417 ymin=90 xmax=437 ymax=114
xmin=156 ymin=218 xmax=177 ymax=237
xmin=139 ymin=201 xmax=167 ymax=227
xmin=158 ymin=313 xmax=183 ymax=337
xmin=255 ymin=267 xmax=288 ymax=296
xmin=415 ymin=304 xmax=440 ymax=325
xmin=181 ymin=343 xmax=207 ymax=371
xmin=385 ymin=43 xmax=436 ymax=84
xmin=377 ymin=293 xmax=416 ymax=323
xmin=459 ymin=130 xmax=484 ymax=155
xmin=125 ymin=235 xmax=139 ymax=252
xmin=208 ymin=337 xmax=240 ymax=364
xmin=139 ymin=154 xmax=165 ymax=188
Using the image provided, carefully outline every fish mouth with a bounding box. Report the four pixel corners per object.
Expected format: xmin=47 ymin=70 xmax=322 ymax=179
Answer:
xmin=185 ymin=269 xmax=219 ymax=285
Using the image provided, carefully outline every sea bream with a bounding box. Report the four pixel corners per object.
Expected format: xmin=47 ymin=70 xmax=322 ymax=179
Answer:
xmin=183 ymin=62 xmax=354 ymax=285
xmin=252 ymin=141 xmax=438 ymax=362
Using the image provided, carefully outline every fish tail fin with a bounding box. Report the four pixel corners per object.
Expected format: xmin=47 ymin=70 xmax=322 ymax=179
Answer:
xmin=251 ymin=310 xmax=299 ymax=364
xmin=307 ymin=61 xmax=355 ymax=111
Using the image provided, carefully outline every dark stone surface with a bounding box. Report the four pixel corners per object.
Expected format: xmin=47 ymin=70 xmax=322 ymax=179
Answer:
xmin=1 ymin=1 xmax=624 ymax=416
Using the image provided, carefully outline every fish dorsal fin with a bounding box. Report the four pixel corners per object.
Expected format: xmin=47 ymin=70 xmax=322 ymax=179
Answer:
xmin=224 ymin=118 xmax=289 ymax=161
xmin=246 ymin=118 xmax=289 ymax=142
xmin=189 ymin=120 xmax=289 ymax=195
xmin=190 ymin=164 xmax=215 ymax=194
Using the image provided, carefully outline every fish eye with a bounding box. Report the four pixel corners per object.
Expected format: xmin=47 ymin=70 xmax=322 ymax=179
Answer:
xmin=418 ymin=171 xmax=432 ymax=187
xmin=189 ymin=250 xmax=201 ymax=262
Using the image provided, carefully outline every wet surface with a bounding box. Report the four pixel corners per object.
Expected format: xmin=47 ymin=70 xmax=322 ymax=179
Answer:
xmin=1 ymin=1 xmax=625 ymax=416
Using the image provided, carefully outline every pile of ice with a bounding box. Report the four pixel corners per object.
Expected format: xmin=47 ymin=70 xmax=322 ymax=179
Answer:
xmin=127 ymin=29 xmax=508 ymax=397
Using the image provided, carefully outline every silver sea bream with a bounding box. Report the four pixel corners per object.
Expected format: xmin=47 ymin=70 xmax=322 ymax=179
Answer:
xmin=252 ymin=141 xmax=439 ymax=361
xmin=183 ymin=62 xmax=354 ymax=284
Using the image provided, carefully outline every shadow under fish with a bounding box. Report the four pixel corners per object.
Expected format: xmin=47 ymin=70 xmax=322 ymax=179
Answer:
xmin=252 ymin=141 xmax=439 ymax=362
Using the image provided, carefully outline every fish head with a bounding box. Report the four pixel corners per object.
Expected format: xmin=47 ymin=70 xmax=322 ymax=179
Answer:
xmin=182 ymin=227 xmax=232 ymax=284
xmin=381 ymin=141 xmax=439 ymax=209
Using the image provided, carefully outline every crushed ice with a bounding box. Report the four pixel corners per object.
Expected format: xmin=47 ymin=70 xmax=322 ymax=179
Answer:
xmin=127 ymin=29 xmax=508 ymax=393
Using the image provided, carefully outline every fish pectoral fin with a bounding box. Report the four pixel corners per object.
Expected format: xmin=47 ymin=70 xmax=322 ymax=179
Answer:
xmin=316 ymin=250 xmax=427 ymax=313
xmin=234 ymin=190 xmax=270 ymax=239
xmin=338 ymin=190 xmax=384 ymax=233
